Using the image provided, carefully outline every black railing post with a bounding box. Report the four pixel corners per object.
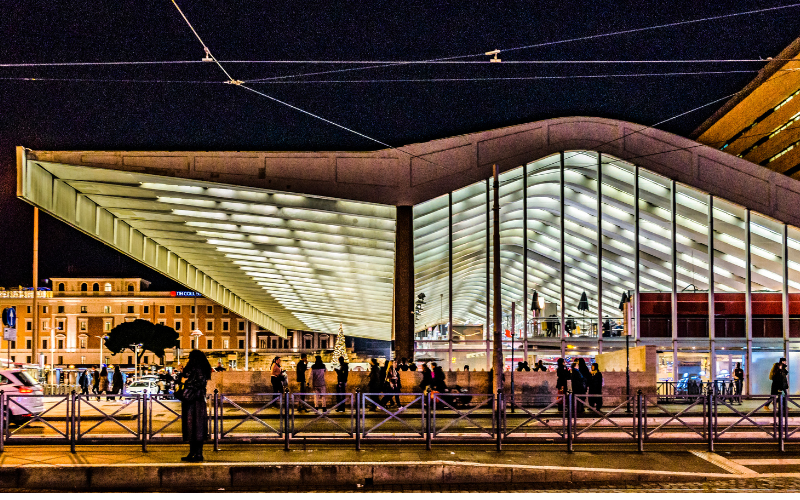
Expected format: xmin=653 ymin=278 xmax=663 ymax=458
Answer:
xmin=637 ymin=390 xmax=644 ymax=452
xmin=354 ymin=390 xmax=361 ymax=451
xmin=213 ymin=389 xmax=220 ymax=452
xmin=70 ymin=391 xmax=76 ymax=454
xmin=425 ymin=390 xmax=432 ymax=450
xmin=284 ymin=389 xmax=291 ymax=451
xmin=141 ymin=394 xmax=148 ymax=453
xmin=779 ymin=394 xmax=785 ymax=452
xmin=707 ymin=390 xmax=714 ymax=452
xmin=496 ymin=390 xmax=503 ymax=452
xmin=0 ymin=390 xmax=5 ymax=453
xmin=566 ymin=391 xmax=573 ymax=453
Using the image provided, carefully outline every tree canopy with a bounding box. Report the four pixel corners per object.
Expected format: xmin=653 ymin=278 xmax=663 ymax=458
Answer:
xmin=104 ymin=319 xmax=179 ymax=363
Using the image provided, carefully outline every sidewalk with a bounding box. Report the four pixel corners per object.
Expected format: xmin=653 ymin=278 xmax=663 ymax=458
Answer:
xmin=2 ymin=443 xmax=800 ymax=491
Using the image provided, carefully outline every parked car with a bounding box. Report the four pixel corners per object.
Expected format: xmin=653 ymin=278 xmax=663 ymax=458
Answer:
xmin=125 ymin=380 xmax=159 ymax=395
xmin=0 ymin=369 xmax=44 ymax=424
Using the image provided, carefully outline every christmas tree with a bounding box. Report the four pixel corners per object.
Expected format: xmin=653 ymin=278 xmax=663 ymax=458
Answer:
xmin=332 ymin=323 xmax=349 ymax=363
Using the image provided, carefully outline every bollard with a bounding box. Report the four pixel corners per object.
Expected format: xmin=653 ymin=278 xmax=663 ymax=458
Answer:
xmin=779 ymin=394 xmax=785 ymax=453
xmin=213 ymin=389 xmax=220 ymax=452
xmin=425 ymin=390 xmax=432 ymax=450
xmin=70 ymin=391 xmax=77 ymax=454
xmin=496 ymin=390 xmax=503 ymax=452
xmin=566 ymin=391 xmax=573 ymax=453
xmin=141 ymin=393 xmax=148 ymax=453
xmin=637 ymin=390 xmax=644 ymax=452
xmin=284 ymin=389 xmax=291 ymax=451
xmin=354 ymin=390 xmax=361 ymax=451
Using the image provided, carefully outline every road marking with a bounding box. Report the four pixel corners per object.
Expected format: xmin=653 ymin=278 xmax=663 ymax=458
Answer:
xmin=733 ymin=459 xmax=800 ymax=465
xmin=690 ymin=451 xmax=757 ymax=475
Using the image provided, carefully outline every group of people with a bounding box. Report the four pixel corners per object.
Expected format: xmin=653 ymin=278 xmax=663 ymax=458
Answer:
xmin=77 ymin=365 xmax=124 ymax=401
xmin=515 ymin=361 xmax=547 ymax=371
xmin=555 ymin=357 xmax=604 ymax=412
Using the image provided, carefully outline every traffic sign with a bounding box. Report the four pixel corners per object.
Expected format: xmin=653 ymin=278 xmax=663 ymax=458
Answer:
xmin=2 ymin=307 xmax=16 ymax=328
xmin=3 ymin=327 xmax=16 ymax=341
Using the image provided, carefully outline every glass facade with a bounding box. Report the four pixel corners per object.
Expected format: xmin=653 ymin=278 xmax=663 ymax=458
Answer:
xmin=413 ymin=150 xmax=800 ymax=377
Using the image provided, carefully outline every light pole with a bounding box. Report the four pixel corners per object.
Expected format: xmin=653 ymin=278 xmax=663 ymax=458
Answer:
xmin=94 ymin=335 xmax=108 ymax=367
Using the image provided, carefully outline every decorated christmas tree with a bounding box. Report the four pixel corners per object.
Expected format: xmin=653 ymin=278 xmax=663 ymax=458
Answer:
xmin=332 ymin=323 xmax=349 ymax=363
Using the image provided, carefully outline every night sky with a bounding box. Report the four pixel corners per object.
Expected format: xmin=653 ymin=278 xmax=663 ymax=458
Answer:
xmin=1 ymin=1 xmax=799 ymax=290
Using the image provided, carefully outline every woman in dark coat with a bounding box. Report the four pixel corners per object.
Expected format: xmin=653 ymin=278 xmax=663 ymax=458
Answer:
xmin=367 ymin=358 xmax=381 ymax=410
xmin=570 ymin=361 xmax=586 ymax=413
xmin=577 ymin=358 xmax=592 ymax=393
xmin=111 ymin=365 xmax=124 ymax=400
xmin=420 ymin=363 xmax=433 ymax=392
xmin=588 ymin=362 xmax=603 ymax=412
xmin=179 ymin=349 xmax=211 ymax=462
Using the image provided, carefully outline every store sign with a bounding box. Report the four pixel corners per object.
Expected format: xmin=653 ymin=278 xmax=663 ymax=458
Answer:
xmin=171 ymin=291 xmax=203 ymax=297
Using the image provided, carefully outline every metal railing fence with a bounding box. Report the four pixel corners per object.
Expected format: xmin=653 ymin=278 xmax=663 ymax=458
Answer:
xmin=1 ymin=388 xmax=799 ymax=454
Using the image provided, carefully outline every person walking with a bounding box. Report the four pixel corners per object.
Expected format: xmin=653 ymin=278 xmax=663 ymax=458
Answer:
xmin=733 ymin=362 xmax=744 ymax=405
xmin=420 ymin=363 xmax=433 ymax=393
xmin=766 ymin=357 xmax=788 ymax=411
xmin=432 ymin=364 xmax=447 ymax=393
xmin=380 ymin=360 xmax=399 ymax=407
xmin=297 ymin=353 xmax=309 ymax=412
xmin=111 ymin=365 xmax=124 ymax=400
xmin=179 ymin=349 xmax=211 ymax=462
xmin=334 ymin=356 xmax=349 ymax=412
xmin=367 ymin=358 xmax=381 ymax=410
xmin=556 ymin=358 xmax=569 ymax=411
xmin=91 ymin=366 xmax=101 ymax=398
xmin=78 ymin=369 xmax=89 ymax=396
xmin=588 ymin=362 xmax=603 ymax=412
xmin=311 ymin=355 xmax=327 ymax=410
xmin=98 ymin=366 xmax=111 ymax=401
xmin=270 ymin=357 xmax=283 ymax=395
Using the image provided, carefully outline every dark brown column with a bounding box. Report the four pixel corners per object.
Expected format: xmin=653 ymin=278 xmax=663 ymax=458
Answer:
xmin=394 ymin=205 xmax=415 ymax=360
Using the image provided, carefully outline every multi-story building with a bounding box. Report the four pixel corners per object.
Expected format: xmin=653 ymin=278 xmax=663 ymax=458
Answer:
xmin=0 ymin=277 xmax=336 ymax=369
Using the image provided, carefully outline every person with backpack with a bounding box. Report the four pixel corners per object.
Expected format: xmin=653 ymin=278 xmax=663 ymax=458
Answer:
xmin=78 ymin=369 xmax=89 ymax=396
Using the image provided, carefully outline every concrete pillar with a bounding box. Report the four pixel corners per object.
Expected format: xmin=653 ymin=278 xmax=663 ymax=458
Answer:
xmin=393 ymin=205 xmax=415 ymax=362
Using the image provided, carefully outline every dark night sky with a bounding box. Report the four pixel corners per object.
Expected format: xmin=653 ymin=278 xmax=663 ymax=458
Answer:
xmin=1 ymin=1 xmax=799 ymax=289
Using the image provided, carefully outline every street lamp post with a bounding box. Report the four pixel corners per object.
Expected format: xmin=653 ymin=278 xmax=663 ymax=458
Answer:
xmin=94 ymin=335 xmax=108 ymax=367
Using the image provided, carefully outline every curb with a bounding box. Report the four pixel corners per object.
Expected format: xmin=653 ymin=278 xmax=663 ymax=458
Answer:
xmin=0 ymin=460 xmax=747 ymax=491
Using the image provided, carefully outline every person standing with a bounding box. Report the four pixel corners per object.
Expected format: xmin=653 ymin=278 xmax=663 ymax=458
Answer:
xmin=766 ymin=357 xmax=788 ymax=411
xmin=270 ymin=357 xmax=283 ymax=395
xmin=334 ymin=356 xmax=349 ymax=412
xmin=380 ymin=360 xmax=398 ymax=407
xmin=311 ymin=355 xmax=327 ymax=410
xmin=408 ymin=361 xmax=418 ymax=372
xmin=571 ymin=361 xmax=587 ymax=413
xmin=420 ymin=363 xmax=433 ymax=392
xmin=588 ymin=363 xmax=603 ymax=412
xmin=297 ymin=353 xmax=308 ymax=412
xmin=179 ymin=349 xmax=211 ymax=462
xmin=556 ymin=358 xmax=569 ymax=411
xmin=733 ymin=363 xmax=744 ymax=405
xmin=111 ymin=365 xmax=124 ymax=400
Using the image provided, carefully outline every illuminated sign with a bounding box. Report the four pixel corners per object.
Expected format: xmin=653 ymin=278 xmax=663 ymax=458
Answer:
xmin=170 ymin=291 xmax=203 ymax=297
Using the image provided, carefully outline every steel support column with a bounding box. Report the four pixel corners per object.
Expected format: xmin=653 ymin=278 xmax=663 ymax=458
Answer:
xmin=671 ymin=180 xmax=679 ymax=384
xmin=523 ymin=163 xmax=528 ymax=362
xmin=597 ymin=153 xmax=603 ymax=354
xmin=708 ymin=195 xmax=716 ymax=381
xmin=560 ymin=152 xmax=566 ymax=358
xmin=745 ymin=209 xmax=752 ymax=395
xmin=393 ymin=205 xmax=415 ymax=361
xmin=634 ymin=166 xmax=640 ymax=342
xmin=448 ymin=193 xmax=453 ymax=370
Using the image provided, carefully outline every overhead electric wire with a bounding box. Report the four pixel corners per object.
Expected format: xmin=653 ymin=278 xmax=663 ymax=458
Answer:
xmin=2 ymin=58 xmax=798 ymax=67
xmin=247 ymin=3 xmax=800 ymax=82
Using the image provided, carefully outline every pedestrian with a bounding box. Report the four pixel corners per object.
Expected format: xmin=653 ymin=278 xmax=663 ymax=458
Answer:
xmin=565 ymin=315 xmax=576 ymax=336
xmin=516 ymin=362 xmax=525 ymax=372
xmin=311 ymin=355 xmax=327 ymax=410
xmin=98 ymin=366 xmax=111 ymax=401
xmin=111 ymin=365 xmax=124 ymax=400
xmin=420 ymin=363 xmax=433 ymax=392
xmin=78 ymin=369 xmax=89 ymax=396
xmin=766 ymin=357 xmax=788 ymax=411
xmin=334 ymin=356 xmax=349 ymax=412
xmin=463 ymin=365 xmax=470 ymax=372
xmin=733 ymin=362 xmax=744 ymax=405
xmin=408 ymin=361 xmax=418 ymax=372
xmin=588 ymin=362 xmax=603 ymax=412
xmin=523 ymin=361 xmax=531 ymax=372
xmin=577 ymin=358 xmax=592 ymax=393
xmin=215 ymin=361 xmax=226 ymax=372
xmin=556 ymin=358 xmax=569 ymax=411
xmin=367 ymin=358 xmax=381 ymax=410
xmin=398 ymin=358 xmax=409 ymax=371
xmin=297 ymin=353 xmax=309 ymax=412
xmin=380 ymin=360 xmax=398 ymax=407
xmin=571 ymin=360 xmax=587 ymax=413
xmin=270 ymin=357 xmax=283 ymax=394
xmin=179 ymin=349 xmax=211 ymax=462
xmin=92 ymin=366 xmax=100 ymax=397
xmin=432 ymin=364 xmax=447 ymax=392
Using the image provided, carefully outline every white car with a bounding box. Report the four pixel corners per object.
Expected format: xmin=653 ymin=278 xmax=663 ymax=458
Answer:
xmin=125 ymin=380 xmax=159 ymax=395
xmin=0 ymin=370 xmax=44 ymax=424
